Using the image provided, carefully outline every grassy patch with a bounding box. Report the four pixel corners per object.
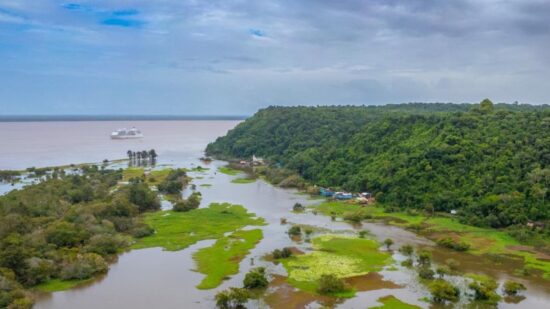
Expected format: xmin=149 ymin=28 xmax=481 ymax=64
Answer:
xmin=369 ymin=295 xmax=421 ymax=309
xmin=146 ymin=169 xmax=172 ymax=186
xmin=122 ymin=167 xmax=144 ymax=181
xmin=218 ymin=166 xmax=241 ymax=176
xmin=194 ymin=229 xmax=263 ymax=289
xmin=35 ymin=278 xmax=93 ymax=292
xmin=231 ymin=177 xmax=256 ymax=184
xmin=199 ymin=184 xmax=212 ymax=187
xmin=133 ymin=203 xmax=265 ymax=251
xmin=312 ymin=201 xmax=550 ymax=279
xmin=280 ymin=235 xmax=392 ymax=296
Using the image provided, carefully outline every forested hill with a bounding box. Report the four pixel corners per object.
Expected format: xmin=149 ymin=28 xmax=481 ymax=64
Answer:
xmin=206 ymin=101 xmax=550 ymax=227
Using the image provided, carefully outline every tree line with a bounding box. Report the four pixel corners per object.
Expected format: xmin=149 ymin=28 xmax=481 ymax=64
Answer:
xmin=206 ymin=101 xmax=550 ymax=230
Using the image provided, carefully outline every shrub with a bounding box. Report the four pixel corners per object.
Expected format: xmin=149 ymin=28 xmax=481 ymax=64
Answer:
xmin=130 ymin=223 xmax=154 ymax=238
xmin=173 ymin=192 xmax=202 ymax=212
xmin=436 ymin=266 xmax=451 ymax=278
xmin=243 ymin=267 xmax=268 ymax=289
xmin=401 ymin=259 xmax=413 ymax=268
xmin=436 ymin=237 xmax=470 ymax=251
xmin=418 ymin=266 xmax=435 ymax=280
xmin=417 ymin=250 xmax=432 ymax=266
xmin=292 ymin=203 xmax=305 ymax=212
xmin=445 ymin=259 xmax=460 ymax=272
xmin=86 ymin=234 xmax=129 ymax=256
xmin=358 ymin=230 xmax=368 ymax=238
xmin=469 ymin=277 xmax=500 ymax=304
xmin=317 ymin=274 xmax=347 ymax=295
xmin=399 ymin=244 xmax=414 ymax=256
xmin=503 ymin=280 xmax=526 ymax=296
xmin=343 ymin=211 xmax=363 ymax=223
xmin=288 ymin=226 xmax=301 ymax=236
xmin=272 ymin=247 xmax=292 ymax=259
xmin=60 ymin=253 xmax=108 ymax=280
xmin=429 ymin=279 xmax=460 ymax=303
xmin=215 ymin=287 xmax=250 ymax=309
xmin=383 ymin=238 xmax=394 ymax=249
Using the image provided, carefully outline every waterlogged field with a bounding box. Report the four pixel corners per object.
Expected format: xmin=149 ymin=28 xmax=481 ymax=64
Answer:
xmin=133 ymin=203 xmax=265 ymax=251
xmin=194 ymin=229 xmax=263 ymax=289
xmin=312 ymin=200 xmax=550 ymax=279
xmin=280 ymin=235 xmax=392 ymax=297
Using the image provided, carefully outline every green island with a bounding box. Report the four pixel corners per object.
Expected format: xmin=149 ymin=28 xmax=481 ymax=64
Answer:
xmin=279 ymin=235 xmax=392 ymax=297
xmin=369 ymin=295 xmax=421 ymax=309
xmin=231 ymin=177 xmax=257 ymax=184
xmin=133 ymin=203 xmax=265 ymax=251
xmin=217 ymin=166 xmax=242 ymax=176
xmin=194 ymin=229 xmax=263 ymax=289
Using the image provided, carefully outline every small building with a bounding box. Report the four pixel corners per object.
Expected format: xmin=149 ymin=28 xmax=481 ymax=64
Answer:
xmin=320 ymin=187 xmax=335 ymax=197
xmin=334 ymin=192 xmax=353 ymax=200
xmin=252 ymin=155 xmax=265 ymax=165
xmin=450 ymin=209 xmax=457 ymax=215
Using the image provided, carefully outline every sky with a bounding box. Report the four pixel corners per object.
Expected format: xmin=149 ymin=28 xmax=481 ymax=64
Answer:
xmin=0 ymin=0 xmax=549 ymax=115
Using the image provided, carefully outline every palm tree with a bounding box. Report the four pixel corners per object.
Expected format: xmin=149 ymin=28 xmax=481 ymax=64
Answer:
xmin=127 ymin=150 xmax=132 ymax=160
xmin=149 ymin=149 xmax=157 ymax=160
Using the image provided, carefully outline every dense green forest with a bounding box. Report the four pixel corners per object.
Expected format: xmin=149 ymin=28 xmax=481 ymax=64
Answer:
xmin=0 ymin=166 xmax=158 ymax=308
xmin=207 ymin=101 xmax=550 ymax=228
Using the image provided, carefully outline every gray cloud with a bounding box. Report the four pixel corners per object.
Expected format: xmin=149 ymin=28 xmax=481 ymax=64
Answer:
xmin=0 ymin=0 xmax=549 ymax=115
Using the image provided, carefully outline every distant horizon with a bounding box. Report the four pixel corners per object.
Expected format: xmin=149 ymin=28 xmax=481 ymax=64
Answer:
xmin=0 ymin=115 xmax=248 ymax=122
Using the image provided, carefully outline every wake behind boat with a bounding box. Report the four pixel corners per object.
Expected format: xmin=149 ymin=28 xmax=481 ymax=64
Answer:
xmin=110 ymin=127 xmax=143 ymax=139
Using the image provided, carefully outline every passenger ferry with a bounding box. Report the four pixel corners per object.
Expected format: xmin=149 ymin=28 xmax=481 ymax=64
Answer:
xmin=110 ymin=127 xmax=143 ymax=139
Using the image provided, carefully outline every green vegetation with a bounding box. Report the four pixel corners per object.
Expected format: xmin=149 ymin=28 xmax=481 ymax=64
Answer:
xmin=468 ymin=274 xmax=501 ymax=304
xmin=207 ymin=102 xmax=550 ymax=229
xmin=122 ymin=167 xmax=144 ymax=181
xmin=230 ymin=177 xmax=256 ymax=184
xmin=215 ymin=287 xmax=250 ymax=309
xmin=370 ymin=295 xmax=421 ymax=309
xmin=218 ymin=166 xmax=241 ymax=176
xmin=271 ymin=247 xmax=293 ymax=259
xmin=312 ymin=201 xmax=550 ymax=278
xmin=316 ymin=274 xmax=350 ymax=296
xmin=278 ymin=235 xmax=392 ymax=296
xmin=156 ymin=168 xmax=189 ymax=194
xmin=428 ymin=279 xmax=460 ymax=303
xmin=242 ymin=267 xmax=268 ymax=289
xmin=133 ymin=203 xmax=265 ymax=251
xmin=503 ymin=280 xmax=526 ymax=296
xmin=194 ymin=229 xmax=263 ymax=289
xmin=35 ymin=278 xmax=93 ymax=292
xmin=173 ymin=191 xmax=202 ymax=212
xmin=0 ymin=166 xmax=159 ymax=307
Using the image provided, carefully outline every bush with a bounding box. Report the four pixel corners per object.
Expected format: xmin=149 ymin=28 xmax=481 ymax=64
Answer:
xmin=399 ymin=244 xmax=414 ymax=256
xmin=317 ymin=274 xmax=347 ymax=295
xmin=45 ymin=222 xmax=88 ymax=248
xmin=130 ymin=223 xmax=154 ymax=238
xmin=418 ymin=266 xmax=435 ymax=280
xmin=173 ymin=192 xmax=202 ymax=212
xmin=429 ymin=279 xmax=460 ymax=303
xmin=503 ymin=280 xmax=526 ymax=296
xmin=417 ymin=250 xmax=432 ymax=266
xmin=243 ymin=267 xmax=268 ymax=289
xmin=86 ymin=234 xmax=129 ymax=256
xmin=469 ymin=277 xmax=500 ymax=304
xmin=60 ymin=253 xmax=108 ymax=280
xmin=272 ymin=247 xmax=292 ymax=259
xmin=383 ymin=238 xmax=394 ymax=249
xmin=288 ymin=226 xmax=301 ymax=236
xmin=215 ymin=287 xmax=250 ymax=309
xmin=436 ymin=237 xmax=470 ymax=251
xmin=292 ymin=203 xmax=305 ymax=212
xmin=343 ymin=211 xmax=364 ymax=223
xmin=358 ymin=230 xmax=368 ymax=238
xmin=401 ymin=259 xmax=413 ymax=268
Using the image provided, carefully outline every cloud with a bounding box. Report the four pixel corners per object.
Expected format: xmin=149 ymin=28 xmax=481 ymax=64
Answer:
xmin=249 ymin=28 xmax=265 ymax=37
xmin=0 ymin=0 xmax=549 ymax=116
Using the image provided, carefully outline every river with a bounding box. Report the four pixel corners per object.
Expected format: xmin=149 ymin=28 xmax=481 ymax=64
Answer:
xmin=1 ymin=120 xmax=548 ymax=308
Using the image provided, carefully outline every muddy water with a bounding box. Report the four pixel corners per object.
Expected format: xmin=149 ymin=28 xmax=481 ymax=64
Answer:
xmin=3 ymin=121 xmax=546 ymax=308
xmin=34 ymin=159 xmax=550 ymax=308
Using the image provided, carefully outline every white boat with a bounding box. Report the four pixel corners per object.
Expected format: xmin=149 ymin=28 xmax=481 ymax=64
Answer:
xmin=110 ymin=127 xmax=143 ymax=139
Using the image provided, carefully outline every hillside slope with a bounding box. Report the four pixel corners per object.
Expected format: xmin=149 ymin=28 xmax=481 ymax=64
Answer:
xmin=207 ymin=102 xmax=550 ymax=227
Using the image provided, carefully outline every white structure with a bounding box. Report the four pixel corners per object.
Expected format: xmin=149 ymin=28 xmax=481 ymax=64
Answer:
xmin=252 ymin=154 xmax=264 ymax=165
xmin=111 ymin=127 xmax=144 ymax=139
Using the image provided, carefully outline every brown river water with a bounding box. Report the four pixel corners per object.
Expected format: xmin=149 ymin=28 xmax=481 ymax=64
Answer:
xmin=0 ymin=120 xmax=549 ymax=308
